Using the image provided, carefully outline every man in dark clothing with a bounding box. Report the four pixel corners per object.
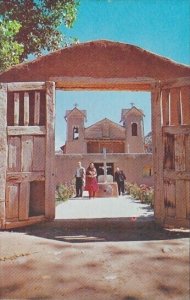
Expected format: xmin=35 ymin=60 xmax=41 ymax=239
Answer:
xmin=114 ymin=167 xmax=126 ymax=195
xmin=75 ymin=161 xmax=85 ymax=197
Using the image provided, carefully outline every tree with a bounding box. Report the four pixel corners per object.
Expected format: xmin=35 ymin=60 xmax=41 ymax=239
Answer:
xmin=0 ymin=20 xmax=24 ymax=71
xmin=0 ymin=0 xmax=79 ymax=62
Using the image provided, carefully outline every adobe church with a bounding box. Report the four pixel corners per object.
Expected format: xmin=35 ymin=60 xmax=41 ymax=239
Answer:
xmin=55 ymin=104 xmax=153 ymax=186
xmin=61 ymin=105 xmax=145 ymax=154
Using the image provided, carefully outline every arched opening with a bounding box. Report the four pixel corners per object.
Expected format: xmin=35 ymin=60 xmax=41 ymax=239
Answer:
xmin=131 ymin=123 xmax=138 ymax=136
xmin=73 ymin=126 xmax=79 ymax=140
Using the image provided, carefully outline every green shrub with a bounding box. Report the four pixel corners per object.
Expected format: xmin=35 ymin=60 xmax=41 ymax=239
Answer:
xmin=125 ymin=182 xmax=133 ymax=194
xmin=55 ymin=182 xmax=75 ymax=202
xmin=130 ymin=183 xmax=141 ymax=199
xmin=125 ymin=181 xmax=154 ymax=207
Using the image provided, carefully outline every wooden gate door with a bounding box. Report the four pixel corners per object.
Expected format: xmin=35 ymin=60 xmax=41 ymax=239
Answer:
xmin=152 ymin=77 xmax=190 ymax=228
xmin=0 ymin=82 xmax=55 ymax=229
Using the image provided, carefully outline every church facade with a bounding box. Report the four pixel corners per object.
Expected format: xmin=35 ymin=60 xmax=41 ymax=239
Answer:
xmin=61 ymin=105 xmax=145 ymax=154
xmin=55 ymin=105 xmax=153 ymax=187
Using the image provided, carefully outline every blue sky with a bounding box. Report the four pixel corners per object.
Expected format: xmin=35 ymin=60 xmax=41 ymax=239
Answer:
xmin=55 ymin=0 xmax=190 ymax=149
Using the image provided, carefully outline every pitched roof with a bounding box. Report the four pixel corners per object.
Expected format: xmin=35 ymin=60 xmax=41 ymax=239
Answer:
xmin=64 ymin=107 xmax=87 ymax=121
xmin=85 ymin=117 xmax=125 ymax=140
xmin=121 ymin=106 xmax=144 ymax=122
xmin=85 ymin=117 xmax=125 ymax=131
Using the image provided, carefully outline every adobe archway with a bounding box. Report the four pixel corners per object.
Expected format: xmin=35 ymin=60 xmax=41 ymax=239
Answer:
xmin=0 ymin=40 xmax=190 ymax=229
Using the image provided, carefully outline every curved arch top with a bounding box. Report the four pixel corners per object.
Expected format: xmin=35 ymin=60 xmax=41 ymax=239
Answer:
xmin=0 ymin=40 xmax=190 ymax=90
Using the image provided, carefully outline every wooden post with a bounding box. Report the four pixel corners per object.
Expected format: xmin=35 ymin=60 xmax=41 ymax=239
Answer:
xmin=14 ymin=93 xmax=20 ymax=126
xmin=45 ymin=82 xmax=55 ymax=219
xmin=24 ymin=92 xmax=29 ymax=126
xmin=0 ymin=84 xmax=7 ymax=228
xmin=151 ymin=82 xmax=165 ymax=224
xmin=170 ymin=88 xmax=181 ymax=125
xmin=34 ymin=92 xmax=40 ymax=125
xmin=161 ymin=89 xmax=169 ymax=126
xmin=181 ymin=86 xmax=190 ymax=125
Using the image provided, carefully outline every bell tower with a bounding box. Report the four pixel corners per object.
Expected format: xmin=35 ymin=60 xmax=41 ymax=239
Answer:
xmin=64 ymin=106 xmax=87 ymax=153
xmin=121 ymin=105 xmax=145 ymax=153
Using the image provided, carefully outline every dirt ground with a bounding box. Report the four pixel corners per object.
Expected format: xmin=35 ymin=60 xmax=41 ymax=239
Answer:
xmin=0 ymin=220 xmax=189 ymax=300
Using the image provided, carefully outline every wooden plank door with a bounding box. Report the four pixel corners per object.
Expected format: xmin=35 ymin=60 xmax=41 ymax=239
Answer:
xmin=152 ymin=77 xmax=190 ymax=228
xmin=0 ymin=82 xmax=55 ymax=229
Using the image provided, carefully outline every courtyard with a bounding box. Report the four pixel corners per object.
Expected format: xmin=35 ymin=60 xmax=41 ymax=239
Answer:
xmin=55 ymin=192 xmax=154 ymax=220
xmin=0 ymin=195 xmax=189 ymax=300
xmin=0 ymin=222 xmax=189 ymax=300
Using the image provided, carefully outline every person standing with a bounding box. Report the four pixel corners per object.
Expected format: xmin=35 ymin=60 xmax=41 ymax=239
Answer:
xmin=114 ymin=167 xmax=126 ymax=195
xmin=75 ymin=161 xmax=85 ymax=197
xmin=85 ymin=162 xmax=98 ymax=199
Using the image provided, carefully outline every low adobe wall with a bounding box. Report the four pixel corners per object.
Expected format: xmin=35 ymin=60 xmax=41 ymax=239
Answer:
xmin=55 ymin=153 xmax=154 ymax=187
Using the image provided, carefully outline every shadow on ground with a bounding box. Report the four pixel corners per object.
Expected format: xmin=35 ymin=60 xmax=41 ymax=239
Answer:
xmin=13 ymin=218 xmax=190 ymax=244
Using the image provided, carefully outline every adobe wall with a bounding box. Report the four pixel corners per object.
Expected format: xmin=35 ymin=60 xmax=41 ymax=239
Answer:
xmin=65 ymin=140 xmax=87 ymax=154
xmin=0 ymin=40 xmax=190 ymax=84
xmin=87 ymin=141 xmax=125 ymax=153
xmin=55 ymin=153 xmax=153 ymax=187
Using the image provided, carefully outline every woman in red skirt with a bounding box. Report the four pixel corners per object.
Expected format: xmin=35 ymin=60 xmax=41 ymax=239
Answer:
xmin=85 ymin=162 xmax=98 ymax=198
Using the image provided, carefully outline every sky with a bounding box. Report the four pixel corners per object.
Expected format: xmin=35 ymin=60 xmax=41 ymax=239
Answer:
xmin=55 ymin=0 xmax=190 ymax=149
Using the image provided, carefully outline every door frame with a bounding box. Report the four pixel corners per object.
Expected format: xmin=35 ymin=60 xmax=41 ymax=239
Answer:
xmin=1 ymin=76 xmax=189 ymax=229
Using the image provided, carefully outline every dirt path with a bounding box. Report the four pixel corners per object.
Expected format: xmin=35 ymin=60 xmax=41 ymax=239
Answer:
xmin=55 ymin=195 xmax=154 ymax=220
xmin=0 ymin=222 xmax=189 ymax=300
